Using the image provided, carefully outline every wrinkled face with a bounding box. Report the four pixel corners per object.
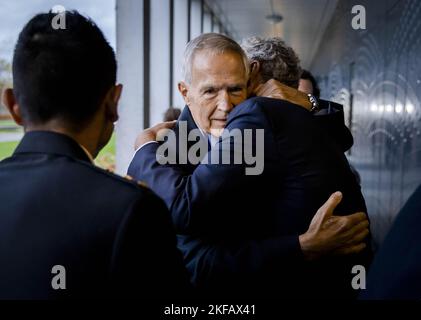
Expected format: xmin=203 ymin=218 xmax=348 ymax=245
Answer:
xmin=180 ymin=51 xmax=248 ymax=136
xmin=298 ymin=79 xmax=314 ymax=95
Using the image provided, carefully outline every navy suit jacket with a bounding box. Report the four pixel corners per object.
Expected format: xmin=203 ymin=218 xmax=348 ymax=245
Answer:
xmin=0 ymin=131 xmax=189 ymax=299
xmin=128 ymin=98 xmax=371 ymax=298
xmin=360 ymin=184 xmax=421 ymax=300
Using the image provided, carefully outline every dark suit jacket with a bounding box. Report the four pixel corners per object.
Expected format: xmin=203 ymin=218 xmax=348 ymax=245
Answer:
xmin=128 ymin=98 xmax=371 ymax=298
xmin=360 ymin=184 xmax=421 ymax=300
xmin=0 ymin=131 xmax=189 ymax=299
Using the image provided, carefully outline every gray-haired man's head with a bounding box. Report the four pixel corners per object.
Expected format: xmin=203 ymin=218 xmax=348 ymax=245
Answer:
xmin=241 ymin=36 xmax=302 ymax=89
xmin=181 ymin=33 xmax=249 ymax=84
xmin=178 ymin=33 xmax=249 ymax=136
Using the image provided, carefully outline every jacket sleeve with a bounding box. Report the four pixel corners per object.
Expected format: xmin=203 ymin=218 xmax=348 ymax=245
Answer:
xmin=177 ymin=234 xmax=304 ymax=289
xmin=127 ymin=100 xmax=273 ymax=234
xmin=315 ymin=100 xmax=354 ymax=152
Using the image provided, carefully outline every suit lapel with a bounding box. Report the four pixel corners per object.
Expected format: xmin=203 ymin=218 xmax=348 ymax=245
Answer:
xmin=173 ymin=106 xmax=208 ymax=171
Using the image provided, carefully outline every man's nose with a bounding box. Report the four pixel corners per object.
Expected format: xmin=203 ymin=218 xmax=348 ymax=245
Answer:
xmin=217 ymin=91 xmax=234 ymax=113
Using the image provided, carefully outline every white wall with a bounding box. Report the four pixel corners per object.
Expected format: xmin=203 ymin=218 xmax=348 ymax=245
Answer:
xmin=115 ymin=0 xmax=145 ymax=174
xmin=203 ymin=11 xmax=212 ymax=33
xmin=149 ymin=0 xmax=171 ymax=126
xmin=172 ymin=0 xmax=189 ymax=109
xmin=190 ymin=0 xmax=202 ymax=39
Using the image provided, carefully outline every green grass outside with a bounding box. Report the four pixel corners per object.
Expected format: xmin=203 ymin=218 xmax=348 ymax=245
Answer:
xmin=97 ymin=133 xmax=116 ymax=157
xmin=0 ymin=132 xmax=116 ymax=170
xmin=94 ymin=133 xmax=116 ymax=170
xmin=0 ymin=120 xmax=17 ymax=127
xmin=0 ymin=120 xmax=21 ymax=134
xmin=0 ymin=140 xmax=19 ymax=161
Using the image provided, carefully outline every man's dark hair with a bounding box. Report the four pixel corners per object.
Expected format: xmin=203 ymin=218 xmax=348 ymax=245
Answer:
xmin=12 ymin=10 xmax=117 ymax=127
xmin=300 ymin=69 xmax=320 ymax=99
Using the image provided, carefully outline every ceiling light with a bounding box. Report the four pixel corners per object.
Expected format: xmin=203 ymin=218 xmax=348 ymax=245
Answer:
xmin=266 ymin=13 xmax=283 ymax=24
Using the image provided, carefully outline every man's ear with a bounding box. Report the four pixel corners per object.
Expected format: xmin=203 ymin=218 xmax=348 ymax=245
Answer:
xmin=105 ymin=84 xmax=122 ymax=123
xmin=113 ymin=84 xmax=123 ymax=104
xmin=249 ymin=60 xmax=261 ymax=80
xmin=2 ymin=88 xmax=24 ymax=126
xmin=178 ymin=81 xmax=190 ymax=105
xmin=247 ymin=60 xmax=261 ymax=94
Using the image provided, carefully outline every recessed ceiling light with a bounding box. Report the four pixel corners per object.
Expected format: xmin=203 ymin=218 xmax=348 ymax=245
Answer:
xmin=267 ymin=0 xmax=283 ymax=24
xmin=266 ymin=13 xmax=283 ymax=24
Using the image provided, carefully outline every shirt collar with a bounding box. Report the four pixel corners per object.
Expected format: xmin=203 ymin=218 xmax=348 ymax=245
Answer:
xmin=196 ymin=126 xmax=220 ymax=149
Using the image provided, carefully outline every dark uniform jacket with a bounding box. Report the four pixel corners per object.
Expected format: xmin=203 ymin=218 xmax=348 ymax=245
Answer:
xmin=0 ymin=131 xmax=189 ymax=299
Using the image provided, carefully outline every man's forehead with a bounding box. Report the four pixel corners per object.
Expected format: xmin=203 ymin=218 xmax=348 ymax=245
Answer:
xmin=193 ymin=50 xmax=244 ymax=69
xmin=194 ymin=74 xmax=247 ymax=90
xmin=191 ymin=51 xmax=247 ymax=82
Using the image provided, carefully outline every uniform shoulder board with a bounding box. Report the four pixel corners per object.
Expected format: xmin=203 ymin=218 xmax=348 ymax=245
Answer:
xmin=124 ymin=174 xmax=149 ymax=189
xmin=98 ymin=166 xmax=149 ymax=189
xmin=137 ymin=180 xmax=149 ymax=188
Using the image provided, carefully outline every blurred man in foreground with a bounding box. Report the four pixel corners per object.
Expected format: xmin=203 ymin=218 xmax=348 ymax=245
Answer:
xmin=0 ymin=11 xmax=188 ymax=299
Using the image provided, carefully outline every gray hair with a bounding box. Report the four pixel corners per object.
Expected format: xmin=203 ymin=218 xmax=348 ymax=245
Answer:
xmin=181 ymin=33 xmax=250 ymax=84
xmin=241 ymin=37 xmax=301 ymax=88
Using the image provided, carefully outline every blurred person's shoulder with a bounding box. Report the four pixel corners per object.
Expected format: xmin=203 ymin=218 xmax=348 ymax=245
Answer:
xmin=72 ymin=157 xmax=152 ymax=196
xmin=65 ymin=157 xmax=166 ymax=221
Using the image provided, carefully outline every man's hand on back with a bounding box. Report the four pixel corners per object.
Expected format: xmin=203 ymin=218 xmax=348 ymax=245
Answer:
xmin=298 ymin=191 xmax=370 ymax=260
xmin=255 ymin=79 xmax=312 ymax=111
xmin=134 ymin=120 xmax=176 ymax=150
